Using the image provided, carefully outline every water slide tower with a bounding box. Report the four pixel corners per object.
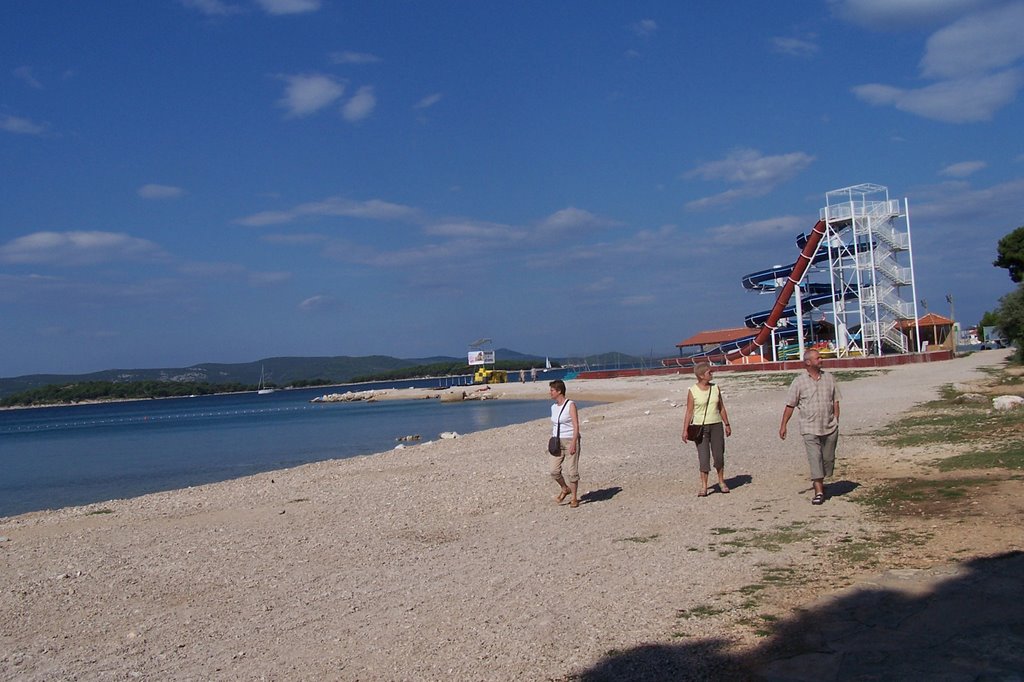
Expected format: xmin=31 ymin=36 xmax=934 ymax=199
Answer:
xmin=816 ymin=183 xmax=920 ymax=357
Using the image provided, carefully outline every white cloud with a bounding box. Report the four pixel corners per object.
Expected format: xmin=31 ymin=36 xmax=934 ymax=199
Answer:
xmin=685 ymin=148 xmax=815 ymax=209
xmin=581 ymin=277 xmax=616 ymax=293
xmin=852 ymin=69 xmax=1024 ymax=122
xmin=849 ymin=2 xmax=1024 ymax=122
xmin=137 ymin=184 xmax=184 ymax=199
xmin=299 ymin=294 xmax=340 ymax=311
xmin=13 ymin=66 xmax=43 ymax=89
xmin=0 ymin=231 xmax=165 ymax=266
xmin=414 ymin=93 xmax=443 ymax=109
xmin=425 ymin=221 xmax=524 ymax=240
xmin=248 ymin=270 xmax=291 ymax=285
xmin=330 ymin=50 xmax=382 ymax=64
xmin=537 ymin=207 xmax=617 ymax=235
xmin=707 ymin=215 xmax=809 ymax=243
xmin=631 ymin=19 xmax=658 ymax=37
xmin=772 ymin=36 xmax=819 ymax=58
xmin=277 ymin=74 xmax=345 ymax=118
xmin=0 ymin=114 xmax=47 ymax=136
xmin=940 ymin=160 xmax=987 ymax=177
xmin=619 ymin=294 xmax=656 ymax=306
xmin=236 ymin=196 xmax=419 ymax=226
xmin=255 ymin=0 xmax=320 ymax=15
xmin=342 ymin=86 xmax=377 ymax=122
xmin=180 ymin=0 xmax=242 ymax=15
xmin=921 ymin=2 xmax=1024 ymax=78
xmin=831 ymin=0 xmax=997 ymax=29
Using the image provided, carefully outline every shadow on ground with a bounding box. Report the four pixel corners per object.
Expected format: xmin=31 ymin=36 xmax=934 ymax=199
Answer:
xmin=569 ymin=551 xmax=1024 ymax=681
xmin=825 ymin=479 xmax=859 ymax=498
xmin=725 ymin=474 xmax=753 ymax=491
xmin=580 ymin=487 xmax=623 ymax=504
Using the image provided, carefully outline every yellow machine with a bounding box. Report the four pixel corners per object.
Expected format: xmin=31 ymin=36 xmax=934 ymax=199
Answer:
xmin=473 ymin=367 xmax=508 ymax=384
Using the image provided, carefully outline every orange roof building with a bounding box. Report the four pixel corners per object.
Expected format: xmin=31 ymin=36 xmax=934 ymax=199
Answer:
xmin=899 ymin=313 xmax=955 ymax=351
xmin=675 ymin=327 xmax=753 ymax=351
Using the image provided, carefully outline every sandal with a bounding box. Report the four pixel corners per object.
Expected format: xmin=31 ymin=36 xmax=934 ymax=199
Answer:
xmin=697 ymin=491 xmax=708 ymax=498
xmin=556 ymin=489 xmax=570 ymax=504
xmin=569 ymin=499 xmax=580 ymax=508
xmin=811 ymin=493 xmax=825 ymax=505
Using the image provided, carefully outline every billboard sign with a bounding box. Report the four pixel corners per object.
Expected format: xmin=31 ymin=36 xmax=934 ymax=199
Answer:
xmin=468 ymin=350 xmax=495 ymax=366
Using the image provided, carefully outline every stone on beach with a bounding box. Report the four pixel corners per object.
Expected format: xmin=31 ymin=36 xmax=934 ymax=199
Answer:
xmin=993 ymin=394 xmax=1024 ymax=411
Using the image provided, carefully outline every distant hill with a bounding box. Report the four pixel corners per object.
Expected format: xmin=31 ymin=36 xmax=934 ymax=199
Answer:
xmin=0 ymin=348 xmax=646 ymax=399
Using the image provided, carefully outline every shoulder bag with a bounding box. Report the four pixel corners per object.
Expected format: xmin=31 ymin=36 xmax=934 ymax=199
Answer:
xmin=548 ymin=401 xmax=569 ymax=455
xmin=686 ymin=384 xmax=715 ymax=444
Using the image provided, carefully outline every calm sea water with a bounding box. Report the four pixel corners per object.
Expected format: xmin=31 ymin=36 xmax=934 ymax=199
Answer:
xmin=0 ymin=382 xmax=566 ymax=518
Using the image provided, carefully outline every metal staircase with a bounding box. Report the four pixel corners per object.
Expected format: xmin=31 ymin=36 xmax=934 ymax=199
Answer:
xmin=815 ymin=184 xmax=919 ymax=357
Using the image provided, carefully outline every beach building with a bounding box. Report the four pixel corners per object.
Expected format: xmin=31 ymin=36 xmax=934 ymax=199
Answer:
xmin=899 ymin=313 xmax=955 ymax=352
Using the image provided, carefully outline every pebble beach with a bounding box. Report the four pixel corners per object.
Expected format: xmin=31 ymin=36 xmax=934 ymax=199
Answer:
xmin=0 ymin=350 xmax=1013 ymax=680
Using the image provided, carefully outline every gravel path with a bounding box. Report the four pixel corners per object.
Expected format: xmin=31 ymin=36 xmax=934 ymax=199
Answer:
xmin=0 ymin=350 xmax=1008 ymax=680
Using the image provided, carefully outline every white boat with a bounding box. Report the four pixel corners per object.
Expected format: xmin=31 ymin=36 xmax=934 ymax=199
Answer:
xmin=257 ymin=365 xmax=275 ymax=395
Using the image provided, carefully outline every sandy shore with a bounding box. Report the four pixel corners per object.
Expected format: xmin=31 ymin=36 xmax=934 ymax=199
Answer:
xmin=0 ymin=350 xmax=1016 ymax=680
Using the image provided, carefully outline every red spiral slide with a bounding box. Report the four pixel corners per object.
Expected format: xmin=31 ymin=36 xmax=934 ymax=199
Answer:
xmin=734 ymin=219 xmax=827 ymax=359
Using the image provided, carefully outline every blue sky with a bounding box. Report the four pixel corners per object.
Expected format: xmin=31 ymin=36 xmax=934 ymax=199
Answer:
xmin=2 ymin=0 xmax=1022 ymax=376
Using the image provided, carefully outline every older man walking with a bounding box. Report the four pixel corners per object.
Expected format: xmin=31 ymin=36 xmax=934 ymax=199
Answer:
xmin=779 ymin=348 xmax=841 ymax=505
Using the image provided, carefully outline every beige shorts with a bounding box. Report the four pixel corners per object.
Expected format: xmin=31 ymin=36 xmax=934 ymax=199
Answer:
xmin=549 ymin=437 xmax=581 ymax=483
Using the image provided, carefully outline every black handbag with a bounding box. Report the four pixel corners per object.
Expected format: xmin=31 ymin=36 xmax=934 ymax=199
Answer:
xmin=548 ymin=401 xmax=568 ymax=455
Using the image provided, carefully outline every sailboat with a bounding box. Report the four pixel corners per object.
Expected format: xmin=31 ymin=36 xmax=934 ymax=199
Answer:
xmin=257 ymin=365 xmax=275 ymax=395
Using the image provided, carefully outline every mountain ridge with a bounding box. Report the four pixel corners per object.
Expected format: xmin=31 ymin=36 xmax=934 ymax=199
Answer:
xmin=0 ymin=350 xmax=645 ymax=399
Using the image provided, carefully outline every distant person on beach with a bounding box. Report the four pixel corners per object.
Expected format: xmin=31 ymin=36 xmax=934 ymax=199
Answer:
xmin=548 ymin=379 xmax=581 ymax=508
xmin=531 ymin=367 xmax=538 ymax=382
xmin=682 ymin=363 xmax=731 ymax=497
xmin=778 ymin=348 xmax=841 ymax=505
xmin=519 ymin=369 xmax=526 ymax=383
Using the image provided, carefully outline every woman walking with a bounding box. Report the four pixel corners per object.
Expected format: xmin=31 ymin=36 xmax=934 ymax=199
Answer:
xmin=548 ymin=379 xmax=581 ymax=508
xmin=682 ymin=363 xmax=732 ymax=497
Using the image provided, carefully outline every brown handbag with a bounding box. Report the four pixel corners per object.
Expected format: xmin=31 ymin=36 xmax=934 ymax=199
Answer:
xmin=686 ymin=423 xmax=704 ymax=443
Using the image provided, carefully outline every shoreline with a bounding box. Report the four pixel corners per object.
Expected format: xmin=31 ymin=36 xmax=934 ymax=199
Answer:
xmin=0 ymin=350 xmax=1016 ymax=680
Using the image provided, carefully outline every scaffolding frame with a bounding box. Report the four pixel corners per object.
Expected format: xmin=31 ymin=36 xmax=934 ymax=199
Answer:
xmin=810 ymin=183 xmax=920 ymax=357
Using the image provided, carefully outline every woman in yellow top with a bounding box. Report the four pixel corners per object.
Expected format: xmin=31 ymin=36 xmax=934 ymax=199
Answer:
xmin=682 ymin=362 xmax=732 ymax=497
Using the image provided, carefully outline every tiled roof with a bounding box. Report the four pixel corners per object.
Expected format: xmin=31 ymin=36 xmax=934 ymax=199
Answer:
xmin=676 ymin=327 xmax=753 ymax=347
xmin=899 ymin=313 xmax=953 ymax=329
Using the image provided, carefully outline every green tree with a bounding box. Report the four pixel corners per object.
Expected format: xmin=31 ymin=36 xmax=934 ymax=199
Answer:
xmin=995 ymin=286 xmax=1024 ymax=361
xmin=977 ymin=310 xmax=1000 ymax=341
xmin=994 ymin=225 xmax=1024 ymax=283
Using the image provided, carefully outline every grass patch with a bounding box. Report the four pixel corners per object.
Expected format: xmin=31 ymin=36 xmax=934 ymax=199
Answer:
xmin=760 ymin=566 xmax=800 ymax=584
xmin=288 ymin=497 xmax=311 ymax=503
xmin=84 ymin=508 xmax=114 ymax=515
xmin=857 ymin=477 xmax=991 ymax=516
xmin=935 ymin=443 xmax=1024 ymax=471
xmin=711 ymin=527 xmax=739 ymax=535
xmin=832 ymin=369 xmax=890 ymax=382
xmin=617 ymin=533 xmax=660 ymax=544
xmin=749 ymin=373 xmax=799 ymax=388
xmin=676 ymin=605 xmax=725 ymax=620
xmin=831 ymin=530 xmax=931 ymax=567
xmin=746 ymin=525 xmax=814 ymax=552
xmin=880 ymin=401 xmax=1021 ymax=449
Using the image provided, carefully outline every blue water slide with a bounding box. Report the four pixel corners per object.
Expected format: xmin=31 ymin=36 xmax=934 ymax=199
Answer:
xmin=744 ymin=285 xmax=836 ymax=328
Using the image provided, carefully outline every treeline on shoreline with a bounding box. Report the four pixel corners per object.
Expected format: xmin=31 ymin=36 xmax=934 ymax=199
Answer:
xmin=0 ymin=362 xmax=559 ymax=407
xmin=0 ymin=380 xmax=255 ymax=408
